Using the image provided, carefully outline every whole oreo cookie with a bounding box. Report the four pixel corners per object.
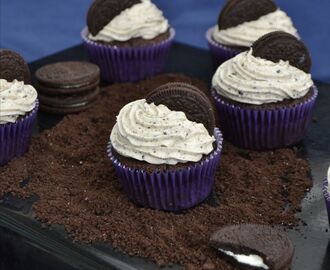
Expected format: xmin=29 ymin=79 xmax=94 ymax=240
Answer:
xmin=218 ymin=0 xmax=277 ymax=30
xmin=252 ymin=31 xmax=312 ymax=73
xmin=35 ymin=61 xmax=100 ymax=88
xmin=210 ymin=224 xmax=294 ymax=270
xmin=146 ymin=82 xmax=215 ymax=135
xmin=87 ymin=0 xmax=141 ymax=36
xmin=0 ymin=49 xmax=31 ymax=83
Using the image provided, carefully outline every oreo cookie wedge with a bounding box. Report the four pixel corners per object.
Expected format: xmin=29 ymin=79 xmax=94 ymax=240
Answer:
xmin=0 ymin=49 xmax=31 ymax=83
xmin=252 ymin=31 xmax=312 ymax=73
xmin=210 ymin=224 xmax=294 ymax=270
xmin=87 ymin=0 xmax=141 ymax=36
xmin=146 ymin=82 xmax=216 ymax=135
xmin=218 ymin=0 xmax=277 ymax=30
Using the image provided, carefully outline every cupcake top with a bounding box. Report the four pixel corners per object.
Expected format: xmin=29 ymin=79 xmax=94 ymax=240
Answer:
xmin=87 ymin=0 xmax=169 ymax=43
xmin=0 ymin=79 xmax=38 ymax=124
xmin=212 ymin=31 xmax=313 ymax=105
xmin=110 ymin=99 xmax=215 ymax=165
xmin=213 ymin=0 xmax=298 ymax=48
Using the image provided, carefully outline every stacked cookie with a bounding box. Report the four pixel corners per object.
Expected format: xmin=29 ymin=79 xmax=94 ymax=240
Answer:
xmin=35 ymin=61 xmax=100 ymax=114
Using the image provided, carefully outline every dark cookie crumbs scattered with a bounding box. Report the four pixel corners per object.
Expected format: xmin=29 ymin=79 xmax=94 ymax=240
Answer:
xmin=0 ymin=74 xmax=312 ymax=270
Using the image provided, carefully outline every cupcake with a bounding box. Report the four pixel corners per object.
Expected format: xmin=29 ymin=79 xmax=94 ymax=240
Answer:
xmin=206 ymin=0 xmax=299 ymax=67
xmin=211 ymin=31 xmax=317 ymax=150
xmin=323 ymin=166 xmax=330 ymax=225
xmin=0 ymin=50 xmax=38 ymax=166
xmin=82 ymin=0 xmax=175 ymax=83
xmin=107 ymin=83 xmax=223 ymax=211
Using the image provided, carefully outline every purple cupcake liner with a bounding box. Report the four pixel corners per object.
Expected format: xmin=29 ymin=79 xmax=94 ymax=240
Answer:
xmin=0 ymin=101 xmax=39 ymax=166
xmin=107 ymin=128 xmax=223 ymax=211
xmin=81 ymin=27 xmax=175 ymax=83
xmin=212 ymin=87 xmax=318 ymax=150
xmin=322 ymin=178 xmax=330 ymax=225
xmin=206 ymin=27 xmax=241 ymax=68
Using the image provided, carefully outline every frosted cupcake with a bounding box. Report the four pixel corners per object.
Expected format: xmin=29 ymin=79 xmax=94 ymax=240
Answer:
xmin=206 ymin=0 xmax=298 ymax=66
xmin=82 ymin=0 xmax=175 ymax=83
xmin=211 ymin=31 xmax=317 ymax=150
xmin=107 ymin=83 xmax=223 ymax=211
xmin=0 ymin=79 xmax=38 ymax=166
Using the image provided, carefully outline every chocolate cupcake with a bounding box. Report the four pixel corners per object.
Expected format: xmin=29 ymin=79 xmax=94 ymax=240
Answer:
xmin=323 ymin=166 xmax=330 ymax=226
xmin=0 ymin=50 xmax=38 ymax=165
xmin=82 ymin=0 xmax=175 ymax=83
xmin=107 ymin=83 xmax=223 ymax=211
xmin=211 ymin=32 xmax=317 ymax=150
xmin=206 ymin=0 xmax=299 ymax=67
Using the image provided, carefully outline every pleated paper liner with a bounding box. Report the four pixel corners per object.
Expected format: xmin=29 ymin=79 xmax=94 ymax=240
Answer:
xmin=107 ymin=128 xmax=223 ymax=211
xmin=81 ymin=27 xmax=175 ymax=83
xmin=206 ymin=27 xmax=241 ymax=68
xmin=212 ymin=87 xmax=318 ymax=150
xmin=0 ymin=101 xmax=39 ymax=166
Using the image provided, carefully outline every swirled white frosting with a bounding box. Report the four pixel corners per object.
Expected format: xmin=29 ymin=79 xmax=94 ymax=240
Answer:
xmin=89 ymin=0 xmax=169 ymax=42
xmin=212 ymin=49 xmax=313 ymax=105
xmin=213 ymin=9 xmax=298 ymax=47
xmin=110 ymin=99 xmax=215 ymax=165
xmin=0 ymin=79 xmax=37 ymax=124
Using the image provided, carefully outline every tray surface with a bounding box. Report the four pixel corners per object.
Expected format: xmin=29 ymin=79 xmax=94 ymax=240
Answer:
xmin=0 ymin=43 xmax=329 ymax=270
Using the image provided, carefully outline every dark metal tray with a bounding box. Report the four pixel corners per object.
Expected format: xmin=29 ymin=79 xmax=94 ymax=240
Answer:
xmin=0 ymin=43 xmax=329 ymax=270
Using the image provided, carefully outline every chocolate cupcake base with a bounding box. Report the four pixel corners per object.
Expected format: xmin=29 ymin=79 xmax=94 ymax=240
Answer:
xmin=107 ymin=128 xmax=223 ymax=211
xmin=212 ymin=87 xmax=318 ymax=150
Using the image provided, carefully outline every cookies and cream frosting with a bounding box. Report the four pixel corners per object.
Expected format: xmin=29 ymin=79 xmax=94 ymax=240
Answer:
xmin=213 ymin=9 xmax=298 ymax=48
xmin=110 ymin=99 xmax=215 ymax=165
xmin=212 ymin=49 xmax=313 ymax=105
xmin=219 ymin=249 xmax=269 ymax=269
xmin=89 ymin=0 xmax=169 ymax=42
xmin=328 ymin=166 xmax=330 ymax=193
xmin=0 ymin=79 xmax=37 ymax=124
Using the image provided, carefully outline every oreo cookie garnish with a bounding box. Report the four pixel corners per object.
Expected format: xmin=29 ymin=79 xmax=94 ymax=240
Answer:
xmin=218 ymin=0 xmax=277 ymax=30
xmin=87 ymin=0 xmax=141 ymax=36
xmin=210 ymin=224 xmax=294 ymax=270
xmin=252 ymin=31 xmax=312 ymax=73
xmin=146 ymin=82 xmax=216 ymax=135
xmin=0 ymin=49 xmax=31 ymax=84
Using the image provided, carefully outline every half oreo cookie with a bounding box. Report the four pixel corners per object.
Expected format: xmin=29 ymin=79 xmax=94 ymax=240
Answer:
xmin=252 ymin=31 xmax=312 ymax=73
xmin=0 ymin=49 xmax=31 ymax=83
xmin=210 ymin=224 xmax=294 ymax=270
xmin=146 ymin=82 xmax=216 ymax=135
xmin=218 ymin=0 xmax=277 ymax=30
xmin=35 ymin=61 xmax=100 ymax=114
xmin=87 ymin=0 xmax=141 ymax=36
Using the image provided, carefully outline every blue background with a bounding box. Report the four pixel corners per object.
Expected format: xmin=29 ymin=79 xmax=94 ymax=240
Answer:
xmin=0 ymin=0 xmax=329 ymax=82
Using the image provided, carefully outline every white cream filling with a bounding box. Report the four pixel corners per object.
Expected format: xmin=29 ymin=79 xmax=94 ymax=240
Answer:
xmin=213 ymin=9 xmax=298 ymax=47
xmin=219 ymin=249 xmax=269 ymax=269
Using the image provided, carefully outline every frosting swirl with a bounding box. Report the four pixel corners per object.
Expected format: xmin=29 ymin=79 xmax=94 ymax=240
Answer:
xmin=110 ymin=99 xmax=215 ymax=165
xmin=213 ymin=9 xmax=298 ymax=47
xmin=89 ymin=0 xmax=169 ymax=42
xmin=0 ymin=79 xmax=37 ymax=124
xmin=212 ymin=49 xmax=314 ymax=105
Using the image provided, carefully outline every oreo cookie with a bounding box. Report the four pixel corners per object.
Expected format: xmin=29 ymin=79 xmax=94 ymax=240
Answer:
xmin=35 ymin=61 xmax=100 ymax=114
xmin=210 ymin=224 xmax=294 ymax=270
xmin=218 ymin=0 xmax=277 ymax=30
xmin=87 ymin=0 xmax=141 ymax=36
xmin=252 ymin=31 xmax=312 ymax=73
xmin=0 ymin=49 xmax=31 ymax=83
xmin=146 ymin=82 xmax=215 ymax=135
